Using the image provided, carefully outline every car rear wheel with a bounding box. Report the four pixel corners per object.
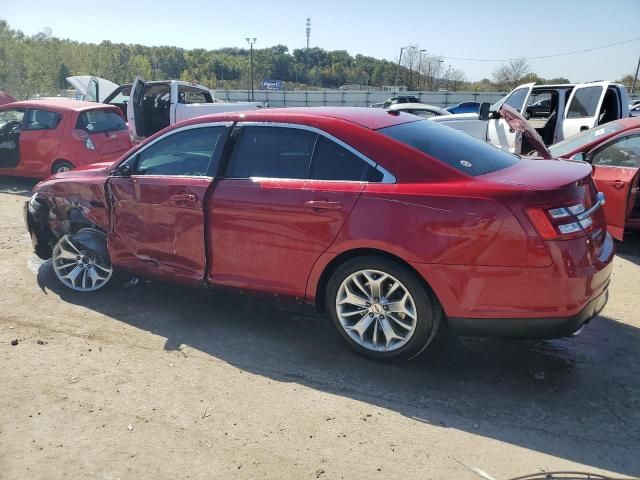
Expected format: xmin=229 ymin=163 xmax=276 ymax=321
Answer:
xmin=51 ymin=228 xmax=113 ymax=292
xmin=326 ymin=256 xmax=441 ymax=361
xmin=52 ymin=161 xmax=74 ymax=174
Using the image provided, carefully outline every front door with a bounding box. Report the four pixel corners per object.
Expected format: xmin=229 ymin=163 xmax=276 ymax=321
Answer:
xmin=487 ymin=83 xmax=534 ymax=152
xmin=0 ymin=108 xmax=25 ymax=170
xmin=107 ymin=123 xmax=230 ymax=284
xmin=127 ymin=76 xmax=146 ymax=140
xmin=589 ymin=132 xmax=640 ymax=240
xmin=562 ymin=81 xmax=609 ymax=140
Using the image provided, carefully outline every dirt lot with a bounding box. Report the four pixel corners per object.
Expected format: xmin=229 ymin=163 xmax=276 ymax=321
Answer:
xmin=1 ymin=177 xmax=639 ymax=480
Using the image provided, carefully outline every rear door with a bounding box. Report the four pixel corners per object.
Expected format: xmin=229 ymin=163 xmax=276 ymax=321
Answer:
xmin=487 ymin=83 xmax=534 ymax=152
xmin=107 ymin=123 xmax=230 ymax=283
xmin=207 ymin=123 xmax=382 ymax=297
xmin=127 ymin=76 xmax=146 ymax=140
xmin=589 ymin=131 xmax=640 ymax=240
xmin=562 ymin=81 xmax=609 ymax=139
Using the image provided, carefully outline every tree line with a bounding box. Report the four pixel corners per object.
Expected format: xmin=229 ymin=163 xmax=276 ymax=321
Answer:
xmin=0 ymin=20 xmax=635 ymax=100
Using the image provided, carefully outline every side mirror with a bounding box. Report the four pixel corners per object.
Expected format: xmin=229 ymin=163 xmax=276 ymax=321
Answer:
xmin=112 ymin=163 xmax=133 ymax=177
xmin=478 ymin=102 xmax=490 ymax=121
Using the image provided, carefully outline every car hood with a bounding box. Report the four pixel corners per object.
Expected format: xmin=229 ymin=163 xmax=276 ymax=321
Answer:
xmin=499 ymin=104 xmax=551 ymax=159
xmin=53 ymin=161 xmax=116 ymax=179
xmin=66 ymin=76 xmax=119 ymax=102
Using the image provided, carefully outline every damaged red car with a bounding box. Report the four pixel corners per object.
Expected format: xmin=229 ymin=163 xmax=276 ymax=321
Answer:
xmin=25 ymin=107 xmax=613 ymax=360
xmin=548 ymin=117 xmax=640 ymax=241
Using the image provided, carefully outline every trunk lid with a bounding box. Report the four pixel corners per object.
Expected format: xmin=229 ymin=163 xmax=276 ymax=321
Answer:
xmin=75 ymin=108 xmax=132 ymax=156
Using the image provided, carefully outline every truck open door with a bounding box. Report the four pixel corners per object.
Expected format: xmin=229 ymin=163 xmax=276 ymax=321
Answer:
xmin=127 ymin=76 xmax=146 ymax=140
xmin=486 ymin=83 xmax=535 ymax=152
xmin=562 ymin=81 xmax=609 ymax=140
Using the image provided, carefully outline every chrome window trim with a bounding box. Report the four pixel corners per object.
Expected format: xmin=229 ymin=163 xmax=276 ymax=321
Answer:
xmin=235 ymin=121 xmax=396 ymax=183
xmin=112 ymin=121 xmax=234 ymax=175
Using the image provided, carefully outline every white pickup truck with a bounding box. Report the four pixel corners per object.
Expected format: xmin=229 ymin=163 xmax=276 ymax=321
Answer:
xmin=67 ymin=76 xmax=263 ymax=140
xmin=431 ymin=81 xmax=630 ymax=152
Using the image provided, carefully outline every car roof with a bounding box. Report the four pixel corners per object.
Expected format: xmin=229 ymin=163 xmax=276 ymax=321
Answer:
xmin=389 ymin=103 xmax=447 ymax=111
xmin=4 ymin=98 xmax=121 ymax=113
xmin=184 ymin=107 xmax=417 ymax=130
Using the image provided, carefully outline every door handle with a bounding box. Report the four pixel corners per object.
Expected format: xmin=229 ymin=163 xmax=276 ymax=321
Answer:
xmin=304 ymin=200 xmax=342 ymax=211
xmin=611 ymin=180 xmax=626 ymax=190
xmin=169 ymin=193 xmax=197 ymax=203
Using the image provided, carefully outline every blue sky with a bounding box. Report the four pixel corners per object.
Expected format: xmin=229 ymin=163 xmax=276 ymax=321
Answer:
xmin=1 ymin=0 xmax=638 ymax=82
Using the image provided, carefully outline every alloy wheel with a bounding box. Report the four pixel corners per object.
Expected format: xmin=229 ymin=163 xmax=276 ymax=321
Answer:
xmin=52 ymin=233 xmax=113 ymax=292
xmin=335 ymin=269 xmax=417 ymax=352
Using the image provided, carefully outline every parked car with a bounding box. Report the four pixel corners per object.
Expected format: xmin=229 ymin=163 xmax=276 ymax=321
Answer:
xmin=432 ymin=81 xmax=630 ymax=149
xmin=25 ymin=108 xmax=613 ymax=361
xmin=0 ymin=99 xmax=131 ymax=178
xmin=525 ymin=97 xmax=552 ymax=119
xmin=547 ymin=117 xmax=640 ymax=241
xmin=0 ymin=90 xmax=16 ymax=106
xmin=445 ymin=101 xmax=480 ymax=114
xmin=630 ymin=102 xmax=640 ymax=117
xmin=387 ymin=103 xmax=451 ymax=117
xmin=67 ymin=75 xmax=263 ymax=141
xmin=371 ymin=95 xmax=421 ymax=108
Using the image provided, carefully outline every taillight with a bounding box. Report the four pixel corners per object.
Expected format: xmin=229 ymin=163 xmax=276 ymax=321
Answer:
xmin=72 ymin=129 xmax=96 ymax=151
xmin=525 ymin=194 xmax=604 ymax=240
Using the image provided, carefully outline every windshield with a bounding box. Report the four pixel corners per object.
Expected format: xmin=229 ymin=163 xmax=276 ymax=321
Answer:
xmin=75 ymin=109 xmax=126 ymax=134
xmin=549 ymin=123 xmax=624 ymax=157
xmin=379 ymin=119 xmax=519 ymax=176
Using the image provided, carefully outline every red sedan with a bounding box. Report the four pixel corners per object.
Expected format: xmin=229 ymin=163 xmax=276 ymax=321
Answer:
xmin=25 ymin=107 xmax=613 ymax=360
xmin=548 ymin=117 xmax=640 ymax=241
xmin=0 ymin=99 xmax=131 ymax=178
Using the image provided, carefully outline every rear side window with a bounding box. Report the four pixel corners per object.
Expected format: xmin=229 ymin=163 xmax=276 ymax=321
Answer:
xmin=76 ymin=109 xmax=126 ymax=134
xmin=135 ymin=126 xmax=227 ymax=176
xmin=25 ymin=109 xmax=61 ymax=130
xmin=226 ymin=126 xmax=316 ymax=179
xmin=310 ymin=135 xmax=372 ymax=181
xmin=379 ymin=119 xmax=519 ymax=176
xmin=567 ymin=86 xmax=603 ymax=118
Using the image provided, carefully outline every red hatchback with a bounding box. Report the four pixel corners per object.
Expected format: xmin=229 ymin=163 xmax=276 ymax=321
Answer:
xmin=25 ymin=107 xmax=614 ymax=360
xmin=0 ymin=99 xmax=131 ymax=178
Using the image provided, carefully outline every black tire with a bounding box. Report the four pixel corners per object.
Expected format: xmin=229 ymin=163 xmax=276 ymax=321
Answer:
xmin=51 ymin=160 xmax=74 ymax=175
xmin=325 ymin=256 xmax=442 ymax=362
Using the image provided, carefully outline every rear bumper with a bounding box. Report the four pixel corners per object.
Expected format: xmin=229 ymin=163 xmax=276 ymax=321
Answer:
xmin=447 ymin=287 xmax=608 ymax=338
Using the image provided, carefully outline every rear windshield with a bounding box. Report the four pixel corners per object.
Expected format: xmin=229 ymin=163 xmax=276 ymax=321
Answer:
xmin=76 ymin=109 xmax=126 ymax=134
xmin=549 ymin=123 xmax=624 ymax=158
xmin=378 ymin=119 xmax=519 ymax=176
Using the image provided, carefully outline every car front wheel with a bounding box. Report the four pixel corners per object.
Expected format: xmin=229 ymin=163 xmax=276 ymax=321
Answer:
xmin=326 ymin=256 xmax=441 ymax=361
xmin=51 ymin=228 xmax=113 ymax=292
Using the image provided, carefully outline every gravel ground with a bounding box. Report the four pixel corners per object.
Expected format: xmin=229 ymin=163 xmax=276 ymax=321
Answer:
xmin=1 ymin=177 xmax=639 ymax=480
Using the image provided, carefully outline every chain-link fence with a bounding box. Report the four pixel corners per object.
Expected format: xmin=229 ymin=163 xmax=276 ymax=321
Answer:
xmin=214 ymin=89 xmax=508 ymax=108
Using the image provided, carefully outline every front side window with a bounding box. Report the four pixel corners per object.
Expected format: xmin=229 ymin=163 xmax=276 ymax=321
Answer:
xmin=504 ymin=88 xmax=530 ymax=112
xmin=25 ymin=109 xmax=61 ymax=130
xmin=0 ymin=109 xmax=25 ymax=127
xmin=178 ymin=86 xmax=213 ymax=104
xmin=567 ymin=86 xmax=603 ymax=118
xmin=591 ymin=135 xmax=640 ymax=168
xmin=135 ymin=126 xmax=227 ymax=176
xmin=379 ymin=119 xmax=519 ymax=176
xmin=76 ymin=109 xmax=126 ymax=134
xmin=226 ymin=126 xmax=316 ymax=179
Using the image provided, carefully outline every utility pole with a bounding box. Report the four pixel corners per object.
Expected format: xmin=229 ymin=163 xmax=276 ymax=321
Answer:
xmin=417 ymin=49 xmax=426 ymax=91
xmin=306 ymin=18 xmax=311 ymax=50
xmin=631 ymin=54 xmax=640 ymax=96
xmin=435 ymin=59 xmax=443 ymax=91
xmin=245 ymin=37 xmax=257 ymax=102
xmin=394 ymin=46 xmax=408 ymax=91
xmin=446 ymin=64 xmax=451 ymax=90
xmin=426 ymin=61 xmax=432 ymax=90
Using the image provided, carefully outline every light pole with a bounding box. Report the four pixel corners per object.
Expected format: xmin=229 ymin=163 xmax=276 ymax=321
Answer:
xmin=245 ymin=37 xmax=257 ymax=101
xmin=417 ymin=49 xmax=426 ymax=91
xmin=394 ymin=47 xmax=406 ymax=91
xmin=446 ymin=64 xmax=452 ymax=90
xmin=435 ymin=59 xmax=444 ymax=91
